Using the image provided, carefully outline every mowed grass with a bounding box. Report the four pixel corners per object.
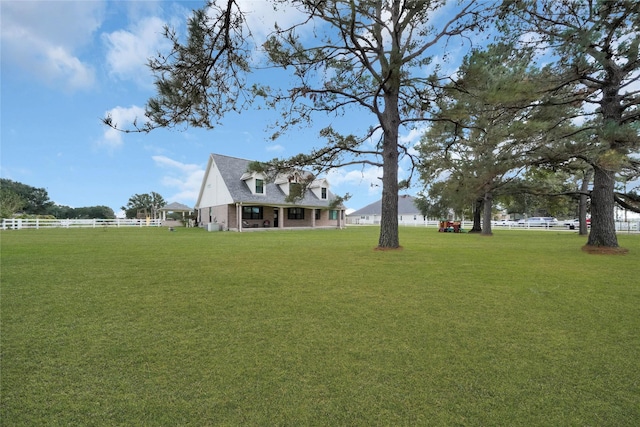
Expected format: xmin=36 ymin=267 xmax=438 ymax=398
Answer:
xmin=1 ymin=227 xmax=639 ymax=426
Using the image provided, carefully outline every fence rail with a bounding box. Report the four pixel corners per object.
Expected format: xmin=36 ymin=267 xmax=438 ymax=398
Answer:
xmin=3 ymin=217 xmax=638 ymax=233
xmin=1 ymin=218 xmax=163 ymax=230
xmin=350 ymin=219 xmax=639 ymax=233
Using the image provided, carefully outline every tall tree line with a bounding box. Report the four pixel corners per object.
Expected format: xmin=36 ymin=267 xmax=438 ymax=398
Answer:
xmin=1 ymin=178 xmax=115 ymax=219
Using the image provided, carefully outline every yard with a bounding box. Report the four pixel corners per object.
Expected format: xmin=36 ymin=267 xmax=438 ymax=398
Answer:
xmin=1 ymin=227 xmax=639 ymax=426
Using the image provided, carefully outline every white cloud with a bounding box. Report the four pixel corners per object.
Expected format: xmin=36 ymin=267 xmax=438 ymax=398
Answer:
xmin=326 ymin=166 xmax=383 ymax=196
xmin=45 ymin=46 xmax=96 ymax=90
xmin=100 ymin=105 xmax=148 ymax=149
xmin=152 ymin=155 xmax=205 ymax=204
xmin=400 ymin=126 xmax=428 ymax=147
xmin=266 ymin=144 xmax=285 ymax=152
xmin=103 ymin=16 xmax=171 ymax=86
xmin=0 ymin=1 xmax=103 ymax=91
xmin=235 ymin=0 xmax=308 ymax=41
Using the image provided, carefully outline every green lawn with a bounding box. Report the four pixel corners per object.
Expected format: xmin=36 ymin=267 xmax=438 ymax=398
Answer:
xmin=1 ymin=227 xmax=639 ymax=426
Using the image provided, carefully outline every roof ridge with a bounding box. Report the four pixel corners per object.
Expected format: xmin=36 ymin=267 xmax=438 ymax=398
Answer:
xmin=211 ymin=153 xmax=254 ymax=162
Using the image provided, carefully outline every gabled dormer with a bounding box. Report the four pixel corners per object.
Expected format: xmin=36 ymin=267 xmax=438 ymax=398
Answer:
xmin=241 ymin=171 xmax=266 ymax=195
xmin=309 ymin=178 xmax=329 ymax=200
xmin=274 ymin=171 xmax=313 ymax=197
xmin=274 ymin=174 xmax=298 ymax=196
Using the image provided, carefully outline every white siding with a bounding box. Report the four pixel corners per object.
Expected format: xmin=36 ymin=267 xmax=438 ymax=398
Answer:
xmin=198 ymin=159 xmax=233 ymax=207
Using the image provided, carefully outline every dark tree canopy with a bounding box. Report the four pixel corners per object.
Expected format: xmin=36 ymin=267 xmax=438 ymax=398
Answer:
xmin=0 ymin=179 xmax=117 ymax=219
xmin=49 ymin=205 xmax=116 ymax=219
xmin=0 ymin=179 xmax=53 ymax=216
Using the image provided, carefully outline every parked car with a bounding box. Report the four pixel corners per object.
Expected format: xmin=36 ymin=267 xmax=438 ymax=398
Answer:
xmin=518 ymin=217 xmax=559 ymax=227
xmin=563 ymin=218 xmax=591 ymax=228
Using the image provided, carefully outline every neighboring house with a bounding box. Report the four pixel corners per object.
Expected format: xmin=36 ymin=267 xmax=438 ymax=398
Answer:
xmin=347 ymin=195 xmax=425 ymax=226
xmin=195 ymin=153 xmax=346 ymax=231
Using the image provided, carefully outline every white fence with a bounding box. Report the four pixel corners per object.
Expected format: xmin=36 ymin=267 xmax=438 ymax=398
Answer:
xmin=1 ymin=218 xmax=162 ymax=230
xmin=3 ymin=217 xmax=638 ymax=232
xmin=488 ymin=221 xmax=639 ymax=233
xmin=349 ymin=218 xmax=639 ymax=233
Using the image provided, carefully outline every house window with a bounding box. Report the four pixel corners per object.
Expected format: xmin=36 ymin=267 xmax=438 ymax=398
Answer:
xmin=288 ymin=207 xmax=304 ymax=220
xmin=255 ymin=179 xmax=264 ymax=194
xmin=321 ymin=187 xmax=327 ymax=199
xmin=315 ymin=209 xmax=321 ymax=220
xmin=329 ymin=210 xmax=338 ymax=220
xmin=242 ymin=206 xmax=263 ymax=219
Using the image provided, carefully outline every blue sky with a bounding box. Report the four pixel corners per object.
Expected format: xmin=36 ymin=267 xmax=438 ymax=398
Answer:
xmin=2 ymin=0 xmax=441 ymax=216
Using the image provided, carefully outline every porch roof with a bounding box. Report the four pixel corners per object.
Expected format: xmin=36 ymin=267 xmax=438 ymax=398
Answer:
xmin=159 ymin=202 xmax=193 ymax=212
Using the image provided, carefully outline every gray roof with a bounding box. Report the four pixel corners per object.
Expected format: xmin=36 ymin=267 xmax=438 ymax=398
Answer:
xmin=211 ymin=153 xmax=341 ymax=209
xmin=160 ymin=202 xmax=192 ymax=212
xmin=349 ymin=195 xmax=420 ymax=216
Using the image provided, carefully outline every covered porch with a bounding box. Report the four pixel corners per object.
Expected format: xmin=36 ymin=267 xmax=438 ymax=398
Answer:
xmin=199 ymin=203 xmax=346 ymax=231
xmin=234 ymin=204 xmax=345 ymax=232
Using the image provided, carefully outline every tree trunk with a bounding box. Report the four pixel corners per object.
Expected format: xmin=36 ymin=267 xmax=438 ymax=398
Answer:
xmin=377 ymin=16 xmax=402 ymax=250
xmin=481 ymin=191 xmax=493 ymax=236
xmin=586 ymin=166 xmax=618 ymax=247
xmin=469 ymin=198 xmax=482 ymax=233
xmin=378 ymin=140 xmax=399 ymax=248
xmin=579 ymin=169 xmax=592 ymax=236
xmin=378 ymin=97 xmax=400 ymax=249
xmin=586 ymin=76 xmax=622 ymax=248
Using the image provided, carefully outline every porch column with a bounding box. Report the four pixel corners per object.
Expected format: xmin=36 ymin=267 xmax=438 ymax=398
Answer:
xmin=237 ymin=203 xmax=242 ymax=232
xmin=279 ymin=207 xmax=284 ymax=229
xmin=312 ymin=209 xmax=316 ymax=228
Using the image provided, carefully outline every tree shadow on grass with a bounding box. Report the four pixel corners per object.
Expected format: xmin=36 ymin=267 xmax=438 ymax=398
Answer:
xmin=582 ymin=245 xmax=629 ymax=255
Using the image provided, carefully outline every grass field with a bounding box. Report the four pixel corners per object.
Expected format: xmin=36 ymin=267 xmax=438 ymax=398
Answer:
xmin=1 ymin=227 xmax=639 ymax=426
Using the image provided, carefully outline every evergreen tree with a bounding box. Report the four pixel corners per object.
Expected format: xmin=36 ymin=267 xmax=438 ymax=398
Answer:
xmin=418 ymin=43 xmax=575 ymax=235
xmin=499 ymin=0 xmax=640 ymax=249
